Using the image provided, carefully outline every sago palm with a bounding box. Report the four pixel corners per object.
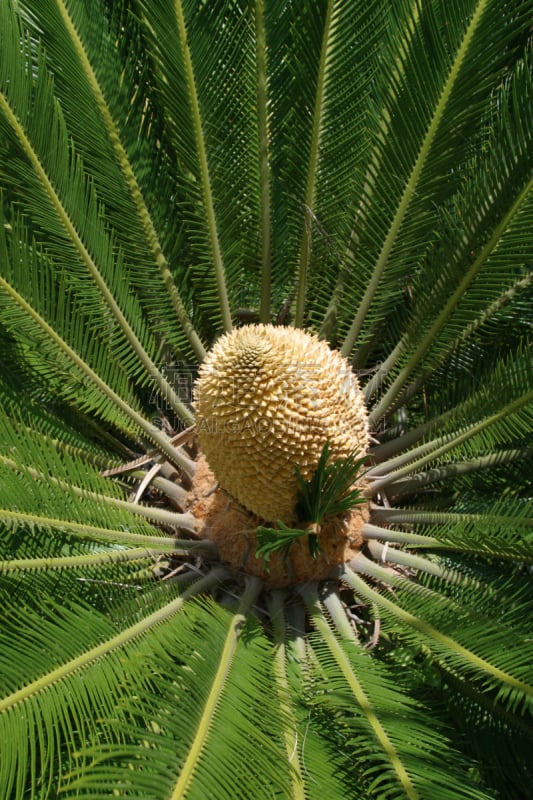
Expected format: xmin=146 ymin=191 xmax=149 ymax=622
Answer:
xmin=0 ymin=0 xmax=532 ymax=798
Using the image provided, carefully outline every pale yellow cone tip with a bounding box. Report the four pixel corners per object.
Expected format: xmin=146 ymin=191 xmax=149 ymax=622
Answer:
xmin=194 ymin=324 xmax=369 ymax=523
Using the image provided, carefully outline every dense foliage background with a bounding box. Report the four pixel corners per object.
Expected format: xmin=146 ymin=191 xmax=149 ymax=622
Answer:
xmin=0 ymin=0 xmax=531 ymax=798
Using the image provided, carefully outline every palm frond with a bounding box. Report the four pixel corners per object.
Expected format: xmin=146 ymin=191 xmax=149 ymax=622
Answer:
xmin=0 ymin=3 xmax=195 ymax=422
xmin=367 ymin=52 xmax=533 ymax=417
xmin=137 ymin=0 xmax=262 ymax=335
xmin=0 ymin=0 xmax=531 ymax=798
xmin=345 ymin=561 xmax=533 ymax=713
xmin=17 ymin=0 xmax=206 ymax=362
xmin=0 ymin=410 xmax=196 ymax=549
xmin=0 ymin=572 xmax=228 ymax=800
xmin=59 ymin=592 xmax=294 ymax=799
xmin=367 ymin=345 xmax=533 ymax=499
xmin=339 ymin=0 xmax=530 ymax=357
xmin=367 ymin=497 xmax=533 ymax=562
xmin=0 ymin=220 xmax=197 ymax=470
xmin=301 ymin=584 xmax=492 ymax=799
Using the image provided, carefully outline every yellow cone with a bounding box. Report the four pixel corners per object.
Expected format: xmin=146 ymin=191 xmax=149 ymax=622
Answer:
xmin=194 ymin=325 xmax=369 ymax=523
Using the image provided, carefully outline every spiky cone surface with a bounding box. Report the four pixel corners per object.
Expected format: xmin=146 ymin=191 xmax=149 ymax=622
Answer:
xmin=194 ymin=324 xmax=369 ymax=524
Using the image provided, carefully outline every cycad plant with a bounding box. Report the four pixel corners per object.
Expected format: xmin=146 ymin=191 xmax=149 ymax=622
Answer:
xmin=0 ymin=0 xmax=532 ymax=797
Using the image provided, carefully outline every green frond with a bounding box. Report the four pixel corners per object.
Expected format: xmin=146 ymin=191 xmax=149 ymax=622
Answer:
xmin=137 ymin=0 xmax=260 ymax=335
xmin=0 ymin=363 xmax=119 ymax=465
xmin=1 ymin=547 xmax=160 ymax=575
xmin=339 ymin=0 xmax=531 ymax=358
xmin=0 ymin=26 xmax=193 ymax=425
xmin=367 ymin=59 xmax=533 ymax=419
xmin=345 ymin=562 xmax=533 ymax=713
xmin=0 ymin=412 xmax=196 ymax=552
xmin=301 ymin=584 xmax=492 ymax=799
xmin=0 ymin=571 xmax=229 ymax=800
xmin=267 ymin=591 xmax=308 ymax=800
xmin=275 ymin=0 xmax=385 ymax=330
xmin=367 ymin=346 xmax=533 ymax=497
xmin=254 ymin=0 xmax=272 ymax=323
xmin=368 ymin=498 xmax=533 ymax=562
xmin=0 ymin=221 xmax=197 ymax=470
xmin=15 ymin=0 xmax=206 ymax=362
xmin=60 ymin=593 xmax=294 ymax=800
